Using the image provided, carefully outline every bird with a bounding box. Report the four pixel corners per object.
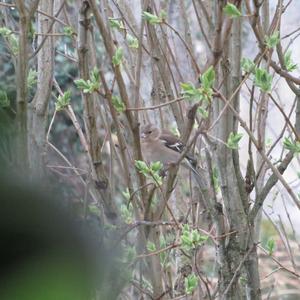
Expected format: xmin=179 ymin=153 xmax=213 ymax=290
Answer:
xmin=140 ymin=123 xmax=197 ymax=170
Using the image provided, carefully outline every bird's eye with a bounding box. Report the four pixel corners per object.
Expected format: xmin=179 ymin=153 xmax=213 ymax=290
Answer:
xmin=147 ymin=130 xmax=152 ymax=134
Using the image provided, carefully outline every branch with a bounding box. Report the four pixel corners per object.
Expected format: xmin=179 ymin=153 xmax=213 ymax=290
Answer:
xmin=30 ymin=0 xmax=66 ymax=59
xmin=126 ymin=97 xmax=186 ymax=111
xmin=214 ymin=90 xmax=300 ymax=218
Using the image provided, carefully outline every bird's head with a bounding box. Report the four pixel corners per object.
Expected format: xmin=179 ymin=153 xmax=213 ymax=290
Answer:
xmin=140 ymin=123 xmax=160 ymax=141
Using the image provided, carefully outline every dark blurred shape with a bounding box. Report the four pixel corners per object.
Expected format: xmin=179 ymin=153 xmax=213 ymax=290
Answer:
xmin=0 ymin=174 xmax=101 ymax=300
xmin=0 ymin=110 xmax=102 ymax=299
xmin=0 ymin=109 xmax=126 ymax=300
xmin=0 ymin=109 xmax=15 ymax=169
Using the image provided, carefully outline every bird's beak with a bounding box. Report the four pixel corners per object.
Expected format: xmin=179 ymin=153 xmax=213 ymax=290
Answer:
xmin=140 ymin=133 xmax=146 ymax=139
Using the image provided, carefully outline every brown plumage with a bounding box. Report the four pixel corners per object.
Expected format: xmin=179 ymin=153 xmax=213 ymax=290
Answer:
xmin=140 ymin=123 xmax=197 ymax=167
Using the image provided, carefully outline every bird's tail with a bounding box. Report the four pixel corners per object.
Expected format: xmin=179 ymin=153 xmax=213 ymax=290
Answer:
xmin=183 ymin=158 xmax=206 ymax=187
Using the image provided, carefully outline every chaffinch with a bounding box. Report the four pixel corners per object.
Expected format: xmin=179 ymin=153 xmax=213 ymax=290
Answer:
xmin=140 ymin=123 xmax=197 ymax=169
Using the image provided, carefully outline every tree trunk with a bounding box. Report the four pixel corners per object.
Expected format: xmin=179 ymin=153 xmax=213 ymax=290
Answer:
xmin=15 ymin=2 xmax=30 ymax=173
xmin=29 ymin=0 xmax=54 ymax=178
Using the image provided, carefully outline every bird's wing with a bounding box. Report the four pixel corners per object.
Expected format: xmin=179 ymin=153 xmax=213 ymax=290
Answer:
xmin=159 ymin=133 xmax=197 ymax=167
xmin=159 ymin=133 xmax=185 ymax=153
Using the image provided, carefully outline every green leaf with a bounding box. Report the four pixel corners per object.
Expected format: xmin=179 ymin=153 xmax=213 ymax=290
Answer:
xmin=123 ymin=246 xmax=136 ymax=264
xmin=241 ymin=58 xmax=256 ymax=73
xmin=265 ymin=137 xmax=272 ymax=148
xmin=182 ymin=224 xmax=189 ymax=232
xmin=122 ymin=188 xmax=130 ymax=200
xmin=283 ymin=137 xmax=300 ymax=153
xmin=226 ymin=132 xmax=243 ymax=149
xmin=74 ymin=79 xmax=90 ymax=90
xmin=147 ymin=241 xmax=156 ymax=252
xmin=88 ymin=204 xmax=101 ymax=216
xmin=201 ymin=66 xmax=215 ymax=89
xmin=150 ymin=161 xmax=163 ymax=172
xmin=181 ymin=235 xmax=192 ymax=247
xmin=212 ymin=167 xmax=220 ymax=192
xmin=152 ymin=172 xmax=162 ymax=186
xmin=84 ymin=80 xmax=98 ymax=93
xmin=55 ymin=90 xmax=71 ymax=111
xmin=90 ymin=67 xmax=100 ymax=82
xmin=0 ymin=27 xmax=19 ymax=55
xmin=27 ymin=69 xmax=37 ymax=90
xmin=192 ymin=229 xmax=208 ymax=244
xmin=159 ymin=10 xmax=167 ymax=21
xmin=197 ymin=106 xmax=209 ymax=119
xmin=0 ymin=90 xmax=9 ymax=108
xmin=200 ymin=87 xmax=213 ymax=103
xmin=212 ymin=167 xmax=220 ymax=193
xmin=112 ymin=95 xmax=126 ymax=112
xmin=74 ymin=67 xmax=100 ymax=93
xmin=184 ymin=67 xmax=214 ymax=103
xmin=160 ymin=236 xmax=167 ymax=248
xmin=28 ymin=21 xmax=36 ymax=40
xmin=127 ymin=34 xmax=139 ymax=49
xmin=120 ymin=204 xmax=133 ymax=224
xmin=284 ymin=50 xmax=297 ymax=72
xmin=63 ymin=26 xmax=75 ymax=37
xmin=185 ymin=273 xmax=198 ymax=295
xmin=8 ymin=34 xmax=19 ymax=55
xmin=180 ymin=224 xmax=207 ymax=251
xmin=135 ymin=160 xmax=148 ymax=173
xmin=180 ymin=82 xmax=197 ymax=96
xmin=223 ymin=3 xmax=242 ymax=18
xmin=108 ymin=18 xmax=125 ymax=30
xmin=159 ymin=236 xmax=168 ymax=267
xmin=239 ymin=276 xmax=247 ymax=286
xmin=0 ymin=27 xmax=12 ymax=36
xmin=112 ymin=47 xmax=123 ymax=66
xmin=266 ymin=237 xmax=276 ymax=255
xmin=254 ymin=68 xmax=272 ymax=92
xmin=142 ymin=11 xmax=162 ymax=24
xmin=135 ymin=160 xmax=163 ymax=186
xmin=180 ymin=82 xmax=203 ymax=101
xmin=265 ymin=31 xmax=280 ymax=49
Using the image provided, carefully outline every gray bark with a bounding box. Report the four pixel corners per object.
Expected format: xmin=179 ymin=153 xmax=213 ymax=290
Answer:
xmin=29 ymin=0 xmax=54 ymax=178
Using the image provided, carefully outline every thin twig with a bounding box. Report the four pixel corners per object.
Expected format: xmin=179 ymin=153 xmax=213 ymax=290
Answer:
xmin=126 ymin=96 xmax=186 ymax=111
xmin=258 ymin=245 xmax=300 ymax=278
